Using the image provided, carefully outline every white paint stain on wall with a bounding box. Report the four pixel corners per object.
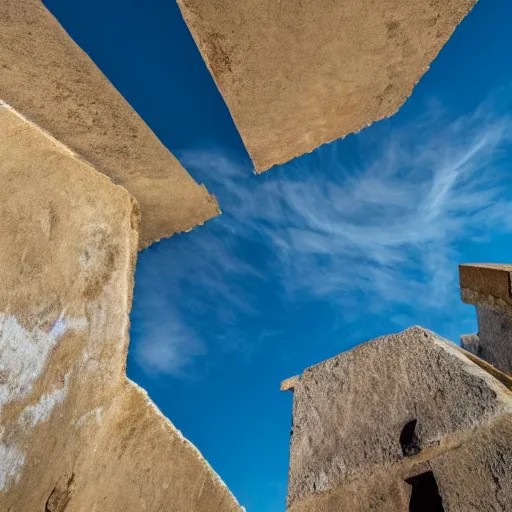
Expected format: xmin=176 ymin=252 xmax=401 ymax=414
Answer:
xmin=19 ymin=373 xmax=71 ymax=428
xmin=0 ymin=313 xmax=88 ymax=416
xmin=0 ymin=444 xmax=25 ymax=492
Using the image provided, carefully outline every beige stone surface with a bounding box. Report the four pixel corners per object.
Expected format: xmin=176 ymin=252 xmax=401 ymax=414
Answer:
xmin=0 ymin=0 xmax=219 ymax=248
xmin=280 ymin=375 xmax=299 ymax=392
xmin=431 ymin=414 xmax=512 ymax=511
xmin=286 ymin=326 xmax=512 ymax=507
xmin=287 ymin=415 xmax=512 ymax=512
xmin=462 ymin=305 xmax=512 ymax=376
xmin=460 ymin=263 xmax=512 ymax=307
xmin=287 ymin=464 xmax=412 ymax=512
xmin=178 ymin=0 xmax=477 ymax=172
xmin=0 ymin=104 xmax=241 ymax=512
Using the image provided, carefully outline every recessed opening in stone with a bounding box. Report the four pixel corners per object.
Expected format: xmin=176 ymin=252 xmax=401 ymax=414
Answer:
xmin=406 ymin=471 xmax=445 ymax=512
xmin=400 ymin=419 xmax=421 ymax=456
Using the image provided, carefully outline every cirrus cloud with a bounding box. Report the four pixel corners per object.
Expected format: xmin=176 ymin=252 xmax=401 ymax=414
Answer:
xmin=131 ymin=95 xmax=512 ymax=376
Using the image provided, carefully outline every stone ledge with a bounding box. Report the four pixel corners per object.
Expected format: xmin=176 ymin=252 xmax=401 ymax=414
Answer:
xmin=459 ymin=263 xmax=512 ymax=307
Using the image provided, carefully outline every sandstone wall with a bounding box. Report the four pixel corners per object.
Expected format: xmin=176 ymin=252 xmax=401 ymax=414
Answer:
xmin=0 ymin=103 xmax=242 ymax=512
xmin=287 ymin=413 xmax=512 ymax=512
xmin=178 ymin=0 xmax=477 ymax=172
xmin=430 ymin=414 xmax=512 ymax=511
xmin=0 ymin=0 xmax=219 ymax=248
xmin=287 ymin=326 xmax=512 ymax=507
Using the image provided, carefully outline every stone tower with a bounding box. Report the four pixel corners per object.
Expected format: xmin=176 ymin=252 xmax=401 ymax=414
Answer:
xmin=282 ymin=272 xmax=512 ymax=511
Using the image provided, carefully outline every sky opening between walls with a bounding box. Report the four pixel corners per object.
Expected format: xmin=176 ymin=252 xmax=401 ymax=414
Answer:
xmin=43 ymin=1 xmax=512 ymax=510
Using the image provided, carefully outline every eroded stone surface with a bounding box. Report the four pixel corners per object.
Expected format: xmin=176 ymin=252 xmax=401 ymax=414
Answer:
xmin=0 ymin=0 xmax=219 ymax=248
xmin=460 ymin=263 xmax=512 ymax=307
xmin=287 ymin=413 xmax=512 ymax=512
xmin=460 ymin=264 xmax=512 ymax=376
xmin=462 ymin=305 xmax=512 ymax=376
xmin=287 ymin=466 xmax=412 ymax=512
xmin=286 ymin=326 xmax=512 ymax=507
xmin=178 ymin=0 xmax=476 ymax=172
xmin=0 ymin=104 xmax=242 ymax=512
xmin=431 ymin=414 xmax=512 ymax=511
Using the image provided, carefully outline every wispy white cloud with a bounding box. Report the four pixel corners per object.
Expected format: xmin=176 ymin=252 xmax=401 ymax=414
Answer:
xmin=130 ymin=224 xmax=263 ymax=377
xmin=132 ymin=96 xmax=512 ymax=376
xmin=132 ymin=311 xmax=205 ymax=377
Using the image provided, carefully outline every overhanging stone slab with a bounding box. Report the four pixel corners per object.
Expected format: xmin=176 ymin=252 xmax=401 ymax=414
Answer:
xmin=0 ymin=0 xmax=219 ymax=248
xmin=460 ymin=263 xmax=512 ymax=307
xmin=178 ymin=0 xmax=477 ymax=172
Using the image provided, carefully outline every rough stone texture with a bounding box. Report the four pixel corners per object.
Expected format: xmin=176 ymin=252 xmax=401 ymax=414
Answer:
xmin=286 ymin=326 xmax=512 ymax=508
xmin=461 ymin=305 xmax=512 ymax=376
xmin=0 ymin=104 xmax=242 ymax=512
xmin=460 ymin=332 xmax=481 ymax=354
xmin=287 ymin=465 xmax=412 ymax=512
xmin=460 ymin=264 xmax=512 ymax=376
xmin=0 ymin=0 xmax=220 ymax=248
xmin=281 ymin=376 xmax=299 ymax=392
xmin=431 ymin=414 xmax=512 ymax=511
xmin=287 ymin=415 xmax=512 ymax=512
xmin=460 ymin=263 xmax=512 ymax=307
xmin=178 ymin=0 xmax=477 ymax=172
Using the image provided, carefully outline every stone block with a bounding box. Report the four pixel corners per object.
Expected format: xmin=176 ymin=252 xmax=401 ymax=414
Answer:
xmin=0 ymin=103 xmax=241 ymax=512
xmin=460 ymin=264 xmax=512 ymax=376
xmin=178 ymin=0 xmax=476 ymax=171
xmin=0 ymin=0 xmax=219 ymax=248
xmin=286 ymin=326 xmax=512 ymax=507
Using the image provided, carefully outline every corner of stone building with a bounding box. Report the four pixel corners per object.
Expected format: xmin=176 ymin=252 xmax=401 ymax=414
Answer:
xmin=459 ymin=263 xmax=512 ymax=376
xmin=283 ymin=317 xmax=512 ymax=512
xmin=0 ymin=100 xmax=242 ymax=512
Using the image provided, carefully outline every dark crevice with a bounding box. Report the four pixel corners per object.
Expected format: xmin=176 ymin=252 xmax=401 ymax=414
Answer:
xmin=406 ymin=471 xmax=445 ymax=512
xmin=400 ymin=419 xmax=421 ymax=457
xmin=45 ymin=473 xmax=75 ymax=512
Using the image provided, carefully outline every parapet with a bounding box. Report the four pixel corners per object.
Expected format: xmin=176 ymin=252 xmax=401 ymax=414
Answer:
xmin=178 ymin=0 xmax=477 ymax=172
xmin=0 ymin=0 xmax=219 ymax=248
xmin=460 ymin=263 xmax=512 ymax=375
xmin=284 ymin=326 xmax=512 ymax=511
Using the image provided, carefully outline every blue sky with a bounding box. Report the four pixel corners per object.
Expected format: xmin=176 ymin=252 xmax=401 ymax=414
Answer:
xmin=44 ymin=1 xmax=512 ymax=510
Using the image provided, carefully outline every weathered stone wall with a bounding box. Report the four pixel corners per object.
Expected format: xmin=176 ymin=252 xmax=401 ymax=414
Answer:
xmin=287 ymin=413 xmax=512 ymax=512
xmin=0 ymin=103 xmax=242 ymax=512
xmin=430 ymin=414 xmax=512 ymax=511
xmin=460 ymin=263 xmax=512 ymax=376
xmin=285 ymin=326 xmax=512 ymax=511
xmin=462 ymin=305 xmax=512 ymax=375
xmin=286 ymin=326 xmax=512 ymax=507
xmin=178 ymin=0 xmax=477 ymax=172
xmin=286 ymin=465 xmax=413 ymax=512
xmin=0 ymin=0 xmax=219 ymax=248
